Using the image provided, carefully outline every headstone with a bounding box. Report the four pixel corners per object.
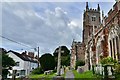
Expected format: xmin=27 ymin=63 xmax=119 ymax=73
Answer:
xmin=53 ymin=76 xmax=65 ymax=80
xmin=44 ymin=71 xmax=50 ymax=75
xmin=60 ymin=68 xmax=64 ymax=75
xmin=77 ymin=66 xmax=84 ymax=73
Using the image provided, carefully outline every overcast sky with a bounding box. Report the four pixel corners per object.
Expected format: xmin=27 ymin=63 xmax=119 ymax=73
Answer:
xmin=1 ymin=0 xmax=115 ymax=55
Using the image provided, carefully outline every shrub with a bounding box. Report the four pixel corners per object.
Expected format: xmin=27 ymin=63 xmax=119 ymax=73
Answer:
xmin=2 ymin=69 xmax=9 ymax=79
xmin=39 ymin=53 xmax=56 ymax=71
xmin=100 ymin=57 xmax=117 ymax=65
xmin=75 ymin=60 xmax=85 ymax=69
xmin=31 ymin=67 xmax=43 ymax=74
xmin=115 ymin=64 xmax=120 ymax=74
xmin=53 ymin=69 xmax=57 ymax=73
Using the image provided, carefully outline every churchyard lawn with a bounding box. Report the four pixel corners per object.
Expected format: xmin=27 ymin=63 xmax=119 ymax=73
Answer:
xmin=29 ymin=72 xmax=56 ymax=80
xmin=72 ymin=70 xmax=96 ymax=78
xmin=72 ymin=70 xmax=120 ymax=80
xmin=29 ymin=71 xmax=66 ymax=80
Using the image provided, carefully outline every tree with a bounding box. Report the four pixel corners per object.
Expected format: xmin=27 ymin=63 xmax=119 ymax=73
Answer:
xmin=53 ymin=46 xmax=70 ymax=66
xmin=75 ymin=60 xmax=85 ymax=69
xmin=39 ymin=53 xmax=55 ymax=71
xmin=53 ymin=46 xmax=70 ymax=57
xmin=2 ymin=53 xmax=16 ymax=68
xmin=1 ymin=48 xmax=15 ymax=79
xmin=61 ymin=54 xmax=70 ymax=66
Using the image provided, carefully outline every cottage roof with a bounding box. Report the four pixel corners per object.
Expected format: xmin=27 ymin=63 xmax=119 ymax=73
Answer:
xmin=8 ymin=50 xmax=38 ymax=63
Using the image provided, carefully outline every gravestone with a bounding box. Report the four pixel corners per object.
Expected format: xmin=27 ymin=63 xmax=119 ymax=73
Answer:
xmin=60 ymin=68 xmax=64 ymax=75
xmin=53 ymin=76 xmax=65 ymax=80
xmin=77 ymin=66 xmax=84 ymax=73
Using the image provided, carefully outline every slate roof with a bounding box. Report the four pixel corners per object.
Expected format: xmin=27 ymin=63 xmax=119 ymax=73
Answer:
xmin=8 ymin=50 xmax=38 ymax=63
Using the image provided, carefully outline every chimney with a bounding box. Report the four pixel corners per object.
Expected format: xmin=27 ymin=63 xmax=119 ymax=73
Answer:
xmin=28 ymin=52 xmax=34 ymax=58
xmin=22 ymin=51 xmax=27 ymax=55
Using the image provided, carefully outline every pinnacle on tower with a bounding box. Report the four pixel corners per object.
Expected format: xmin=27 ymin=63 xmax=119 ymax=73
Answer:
xmin=86 ymin=2 xmax=89 ymax=10
xmin=102 ymin=10 xmax=104 ymax=18
xmin=102 ymin=10 xmax=105 ymax=26
xmin=97 ymin=4 xmax=100 ymax=11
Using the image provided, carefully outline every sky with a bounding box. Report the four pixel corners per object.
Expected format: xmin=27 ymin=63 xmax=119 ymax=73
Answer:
xmin=1 ymin=0 xmax=116 ymax=56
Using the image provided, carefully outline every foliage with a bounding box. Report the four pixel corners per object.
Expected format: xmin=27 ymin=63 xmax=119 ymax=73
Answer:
xmin=0 ymin=51 xmax=2 ymax=75
xmin=53 ymin=46 xmax=70 ymax=66
xmin=54 ymin=55 xmax=70 ymax=66
xmin=53 ymin=46 xmax=70 ymax=57
xmin=29 ymin=72 xmax=56 ymax=80
xmin=104 ymin=65 xmax=108 ymax=79
xmin=39 ymin=53 xmax=56 ymax=71
xmin=115 ymin=73 xmax=120 ymax=80
xmin=1 ymin=48 xmax=15 ymax=79
xmin=2 ymin=53 xmax=16 ymax=68
xmin=62 ymin=55 xmax=70 ymax=66
xmin=75 ymin=60 xmax=85 ymax=69
xmin=115 ymin=64 xmax=120 ymax=74
xmin=100 ymin=57 xmax=117 ymax=65
xmin=2 ymin=69 xmax=9 ymax=79
xmin=53 ymin=69 xmax=57 ymax=73
xmin=31 ymin=67 xmax=43 ymax=74
xmin=72 ymin=70 xmax=97 ymax=79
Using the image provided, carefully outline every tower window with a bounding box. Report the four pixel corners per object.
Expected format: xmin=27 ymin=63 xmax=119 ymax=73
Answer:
xmin=92 ymin=16 xmax=96 ymax=21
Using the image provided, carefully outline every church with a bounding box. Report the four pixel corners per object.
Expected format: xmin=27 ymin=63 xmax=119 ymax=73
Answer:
xmin=70 ymin=1 xmax=120 ymax=70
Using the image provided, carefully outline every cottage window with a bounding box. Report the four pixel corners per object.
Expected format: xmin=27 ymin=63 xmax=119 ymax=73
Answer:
xmin=16 ymin=62 xmax=20 ymax=66
xmin=20 ymin=70 xmax=25 ymax=75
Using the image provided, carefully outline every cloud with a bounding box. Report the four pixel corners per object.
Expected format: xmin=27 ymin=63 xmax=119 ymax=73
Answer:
xmin=2 ymin=2 xmax=82 ymax=54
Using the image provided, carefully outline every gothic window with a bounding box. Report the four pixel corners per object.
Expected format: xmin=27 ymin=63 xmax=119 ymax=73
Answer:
xmin=110 ymin=40 xmax=113 ymax=57
xmin=113 ymin=38 xmax=116 ymax=59
xmin=92 ymin=16 xmax=96 ymax=21
xmin=116 ymin=36 xmax=120 ymax=60
xmin=95 ymin=26 xmax=97 ymax=28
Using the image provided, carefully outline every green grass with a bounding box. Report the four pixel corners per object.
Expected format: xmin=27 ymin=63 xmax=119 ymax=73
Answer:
xmin=72 ymin=70 xmax=97 ymax=78
xmin=29 ymin=73 xmax=45 ymax=78
xmin=72 ymin=70 xmax=120 ymax=80
xmin=29 ymin=72 xmax=56 ymax=80
xmin=115 ymin=74 xmax=120 ymax=80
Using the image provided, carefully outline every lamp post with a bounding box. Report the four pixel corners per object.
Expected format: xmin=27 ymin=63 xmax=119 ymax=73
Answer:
xmin=38 ymin=47 xmax=39 ymax=67
xmin=34 ymin=47 xmax=40 ymax=67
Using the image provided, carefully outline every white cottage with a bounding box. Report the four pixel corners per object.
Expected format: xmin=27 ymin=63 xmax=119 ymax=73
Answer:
xmin=7 ymin=50 xmax=38 ymax=78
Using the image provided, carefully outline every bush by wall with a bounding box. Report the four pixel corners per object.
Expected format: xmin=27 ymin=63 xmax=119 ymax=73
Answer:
xmin=31 ymin=67 xmax=43 ymax=74
xmin=75 ymin=60 xmax=85 ymax=70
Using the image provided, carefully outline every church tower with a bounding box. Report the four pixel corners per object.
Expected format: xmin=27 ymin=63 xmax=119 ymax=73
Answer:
xmin=83 ymin=2 xmax=101 ymax=45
